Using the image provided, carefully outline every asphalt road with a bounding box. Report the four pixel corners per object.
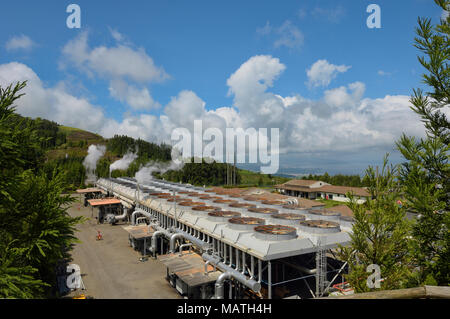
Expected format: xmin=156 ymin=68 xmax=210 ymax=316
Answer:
xmin=67 ymin=197 xmax=181 ymax=299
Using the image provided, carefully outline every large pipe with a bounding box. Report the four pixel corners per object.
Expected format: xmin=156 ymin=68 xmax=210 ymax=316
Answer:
xmin=169 ymin=233 xmax=184 ymax=253
xmin=202 ymin=253 xmax=261 ymax=299
xmin=106 ymin=208 xmax=129 ymax=224
xmin=268 ymin=261 xmax=272 ymax=299
xmin=150 ymin=229 xmax=170 ymax=255
xmin=179 ymin=243 xmax=193 ymax=255
xmin=169 ymin=228 xmax=211 ymax=253
xmin=132 ymin=208 xmax=145 ymax=225
xmin=281 ymin=260 xmax=317 ymax=274
xmin=215 ymin=272 xmax=233 ymax=299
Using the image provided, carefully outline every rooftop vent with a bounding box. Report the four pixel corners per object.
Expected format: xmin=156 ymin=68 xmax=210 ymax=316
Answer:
xmin=247 ymin=207 xmax=278 ymax=214
xmin=282 ymin=205 xmax=308 ymax=211
xmin=261 ymin=200 xmax=284 ymax=206
xmin=166 ymin=197 xmax=192 ymax=202
xmin=254 ymin=225 xmax=297 ymax=241
xmin=242 ymin=196 xmax=263 ymax=202
xmin=229 ymin=203 xmax=256 ymax=208
xmin=157 ymin=194 xmax=172 ymax=199
xmin=246 ymin=207 xmax=279 ymax=218
xmin=298 ymin=220 xmax=341 ymax=234
xmin=190 ymin=205 xmax=221 ymax=215
xmin=228 ymin=217 xmax=265 ymax=230
xmin=308 ymin=209 xmax=341 ymax=221
xmin=213 ymin=199 xmax=237 ymax=204
xmin=149 ymin=192 xmax=169 ymax=197
xmin=207 ymin=210 xmax=241 ymax=222
xmin=270 ymin=213 xmax=306 ymax=226
xmin=178 ymin=201 xmax=205 ymax=207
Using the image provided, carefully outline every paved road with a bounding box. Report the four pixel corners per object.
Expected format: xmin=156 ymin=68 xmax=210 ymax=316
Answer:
xmin=67 ymin=198 xmax=181 ymax=299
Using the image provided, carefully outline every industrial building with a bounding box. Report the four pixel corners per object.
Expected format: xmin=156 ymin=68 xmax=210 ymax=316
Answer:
xmin=79 ymin=177 xmax=354 ymax=299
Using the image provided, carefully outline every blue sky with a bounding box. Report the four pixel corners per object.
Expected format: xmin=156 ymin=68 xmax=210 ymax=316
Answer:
xmin=0 ymin=0 xmax=445 ymax=175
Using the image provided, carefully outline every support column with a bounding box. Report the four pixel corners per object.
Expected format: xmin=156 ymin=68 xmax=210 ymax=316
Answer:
xmin=268 ymin=261 xmax=272 ymax=299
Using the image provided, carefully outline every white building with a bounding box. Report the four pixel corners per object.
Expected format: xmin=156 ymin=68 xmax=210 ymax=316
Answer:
xmin=275 ymin=179 xmax=370 ymax=204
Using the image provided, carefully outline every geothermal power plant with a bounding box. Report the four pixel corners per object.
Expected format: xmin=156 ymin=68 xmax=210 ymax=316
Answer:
xmin=81 ymin=177 xmax=353 ymax=299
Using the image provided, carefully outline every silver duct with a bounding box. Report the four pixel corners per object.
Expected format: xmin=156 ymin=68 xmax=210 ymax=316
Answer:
xmin=169 ymin=229 xmax=211 ymax=253
xmin=202 ymin=253 xmax=261 ymax=299
xmin=281 ymin=260 xmax=317 ymax=274
xmin=106 ymin=208 xmax=129 ymax=224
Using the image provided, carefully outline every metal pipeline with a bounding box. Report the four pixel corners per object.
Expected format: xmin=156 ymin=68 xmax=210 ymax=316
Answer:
xmin=169 ymin=228 xmax=211 ymax=253
xmin=131 ymin=208 xmax=149 ymax=225
xmin=132 ymin=207 xmax=158 ymax=225
xmin=169 ymin=233 xmax=184 ymax=253
xmin=178 ymin=243 xmax=193 ymax=256
xmin=202 ymin=253 xmax=261 ymax=299
xmin=215 ymin=272 xmax=233 ymax=299
xmin=281 ymin=260 xmax=317 ymax=274
xmin=150 ymin=229 xmax=171 ymax=254
xmin=106 ymin=208 xmax=129 ymax=224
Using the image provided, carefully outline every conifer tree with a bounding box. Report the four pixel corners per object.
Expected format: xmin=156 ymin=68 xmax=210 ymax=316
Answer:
xmin=396 ymin=0 xmax=449 ymax=286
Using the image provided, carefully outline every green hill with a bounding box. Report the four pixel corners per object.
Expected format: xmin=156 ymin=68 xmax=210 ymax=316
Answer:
xmin=16 ymin=115 xmax=289 ymax=190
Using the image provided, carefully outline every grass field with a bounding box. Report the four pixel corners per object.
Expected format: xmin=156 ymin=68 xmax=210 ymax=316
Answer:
xmin=238 ymin=169 xmax=290 ymax=187
xmin=59 ymin=125 xmax=104 ymax=143
xmin=315 ymin=199 xmax=346 ymax=208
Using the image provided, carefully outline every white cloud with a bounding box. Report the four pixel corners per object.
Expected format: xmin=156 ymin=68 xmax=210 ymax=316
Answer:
xmin=256 ymin=21 xmax=272 ymax=36
xmin=109 ymin=27 xmax=124 ymax=42
xmin=62 ymin=32 xmax=168 ymax=83
xmin=0 ymin=62 xmax=106 ymax=132
xmin=274 ymin=20 xmax=304 ymax=49
xmin=377 ymin=70 xmax=392 ymax=76
xmin=0 ymin=57 xmax=426 ymax=167
xmin=109 ymin=79 xmax=160 ymax=110
xmin=5 ymin=35 xmax=34 ymax=51
xmin=307 ymin=59 xmax=351 ymax=88
xmin=257 ymin=20 xmax=304 ymax=50
xmin=312 ymin=5 xmax=346 ymax=23
xmin=61 ymin=32 xmax=168 ymax=111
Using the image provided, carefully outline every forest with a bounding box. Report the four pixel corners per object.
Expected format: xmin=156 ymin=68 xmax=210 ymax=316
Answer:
xmin=161 ymin=159 xmax=242 ymax=186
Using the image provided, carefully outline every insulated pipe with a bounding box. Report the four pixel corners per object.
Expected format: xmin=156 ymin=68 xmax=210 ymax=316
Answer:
xmin=150 ymin=230 xmax=170 ymax=254
xmin=204 ymin=260 xmax=216 ymax=274
xmin=133 ymin=207 xmax=154 ymax=225
xmin=107 ymin=207 xmax=129 ymax=224
xmin=224 ymin=243 xmax=227 ymax=264
xmin=280 ymin=260 xmax=317 ymax=274
xmin=131 ymin=210 xmax=141 ymax=225
xmin=178 ymin=243 xmax=193 ymax=256
xmin=250 ymin=256 xmax=255 ymax=280
xmin=258 ymin=259 xmax=262 ymax=283
xmin=242 ymin=251 xmax=246 ymax=275
xmin=170 ymin=228 xmax=211 ymax=253
xmin=169 ymin=233 xmax=184 ymax=253
xmin=268 ymin=261 xmax=272 ymax=299
xmin=202 ymin=253 xmax=261 ymax=299
xmin=229 ymin=245 xmax=233 ymax=266
xmin=215 ymin=272 xmax=233 ymax=299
